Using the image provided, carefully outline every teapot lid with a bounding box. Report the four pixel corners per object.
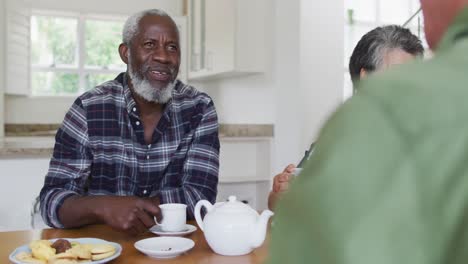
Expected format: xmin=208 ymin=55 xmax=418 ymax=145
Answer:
xmin=217 ymin=196 xmax=256 ymax=213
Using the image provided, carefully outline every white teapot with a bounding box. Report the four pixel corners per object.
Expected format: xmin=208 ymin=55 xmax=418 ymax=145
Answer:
xmin=194 ymin=195 xmax=274 ymax=256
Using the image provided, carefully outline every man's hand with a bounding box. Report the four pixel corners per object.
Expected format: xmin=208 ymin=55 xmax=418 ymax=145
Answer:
xmin=272 ymin=164 xmax=296 ymax=193
xmin=96 ymin=196 xmax=162 ymax=235
xmin=59 ymin=195 xmax=162 ymax=236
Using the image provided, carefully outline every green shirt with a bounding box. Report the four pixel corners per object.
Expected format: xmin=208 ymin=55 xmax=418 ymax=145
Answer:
xmin=268 ymin=8 xmax=468 ymax=264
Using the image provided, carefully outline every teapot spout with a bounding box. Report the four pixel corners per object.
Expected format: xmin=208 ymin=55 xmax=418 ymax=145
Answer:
xmin=251 ymin=210 xmax=274 ymax=248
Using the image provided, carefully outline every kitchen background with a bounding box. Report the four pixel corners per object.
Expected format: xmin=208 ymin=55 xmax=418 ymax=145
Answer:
xmin=0 ymin=0 xmax=424 ymax=231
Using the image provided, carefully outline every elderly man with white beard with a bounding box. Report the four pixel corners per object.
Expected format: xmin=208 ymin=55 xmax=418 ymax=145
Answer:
xmin=39 ymin=9 xmax=220 ymax=235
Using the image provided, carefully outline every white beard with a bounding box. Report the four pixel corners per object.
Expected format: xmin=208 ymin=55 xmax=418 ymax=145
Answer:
xmin=127 ymin=57 xmax=176 ymax=104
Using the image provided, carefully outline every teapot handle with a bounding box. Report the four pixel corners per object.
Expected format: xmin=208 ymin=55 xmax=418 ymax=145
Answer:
xmin=194 ymin=200 xmax=213 ymax=232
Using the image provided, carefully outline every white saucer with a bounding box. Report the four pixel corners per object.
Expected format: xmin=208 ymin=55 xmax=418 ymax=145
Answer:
xmin=135 ymin=237 xmax=195 ymax=259
xmin=149 ymin=224 xmax=197 ymax=236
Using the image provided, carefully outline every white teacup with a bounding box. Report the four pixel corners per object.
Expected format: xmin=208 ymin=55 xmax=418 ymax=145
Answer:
xmin=155 ymin=203 xmax=187 ymax=232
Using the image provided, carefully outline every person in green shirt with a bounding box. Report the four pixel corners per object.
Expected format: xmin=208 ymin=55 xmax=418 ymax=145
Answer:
xmin=268 ymin=0 xmax=468 ymax=263
xmin=268 ymin=25 xmax=424 ymax=211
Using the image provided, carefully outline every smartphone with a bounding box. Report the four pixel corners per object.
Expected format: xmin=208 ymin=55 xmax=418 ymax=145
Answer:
xmin=296 ymin=142 xmax=315 ymax=168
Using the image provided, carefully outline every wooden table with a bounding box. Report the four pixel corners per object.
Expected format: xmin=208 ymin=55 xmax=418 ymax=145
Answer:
xmin=1 ymin=221 xmax=269 ymax=264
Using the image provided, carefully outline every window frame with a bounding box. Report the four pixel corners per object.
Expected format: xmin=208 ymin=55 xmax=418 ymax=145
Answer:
xmin=30 ymin=9 xmax=127 ymax=96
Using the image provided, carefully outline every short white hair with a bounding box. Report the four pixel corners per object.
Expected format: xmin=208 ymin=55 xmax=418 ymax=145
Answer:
xmin=122 ymin=9 xmax=178 ymax=45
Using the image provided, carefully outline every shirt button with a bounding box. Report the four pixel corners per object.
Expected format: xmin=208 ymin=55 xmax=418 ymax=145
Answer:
xmin=146 ymin=155 xmax=150 ymax=160
xmin=147 ymin=144 xmax=151 ymax=149
xmin=132 ymin=107 xmax=137 ymax=112
xmin=143 ymin=189 xmax=147 ymax=195
xmin=136 ymin=121 xmax=140 ymax=126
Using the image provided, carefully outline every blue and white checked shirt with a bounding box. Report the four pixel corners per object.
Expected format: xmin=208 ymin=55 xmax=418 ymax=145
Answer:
xmin=40 ymin=73 xmax=220 ymax=228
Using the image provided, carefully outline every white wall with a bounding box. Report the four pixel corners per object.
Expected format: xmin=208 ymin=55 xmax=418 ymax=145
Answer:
xmin=272 ymin=0 xmax=303 ymax=172
xmin=0 ymin=0 xmax=5 ymax=136
xmin=4 ymin=0 xmax=183 ymax=124
xmin=299 ymin=0 xmax=344 ymax=146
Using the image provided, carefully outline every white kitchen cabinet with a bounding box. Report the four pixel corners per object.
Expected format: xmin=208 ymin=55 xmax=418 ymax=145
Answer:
xmin=0 ymin=158 xmax=50 ymax=231
xmin=219 ymin=137 xmax=272 ymax=182
xmin=218 ymin=137 xmax=273 ymax=210
xmin=188 ymin=0 xmax=266 ymax=80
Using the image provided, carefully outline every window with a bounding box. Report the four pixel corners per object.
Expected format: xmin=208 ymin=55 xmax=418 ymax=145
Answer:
xmin=30 ymin=11 xmax=126 ymax=95
xmin=343 ymin=0 xmax=427 ymax=100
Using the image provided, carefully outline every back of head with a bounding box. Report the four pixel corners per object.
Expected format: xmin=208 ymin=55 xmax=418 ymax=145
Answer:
xmin=349 ymin=25 xmax=424 ymax=87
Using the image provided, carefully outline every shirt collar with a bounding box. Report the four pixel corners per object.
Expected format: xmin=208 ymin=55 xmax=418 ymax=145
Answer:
xmin=436 ymin=7 xmax=468 ymax=53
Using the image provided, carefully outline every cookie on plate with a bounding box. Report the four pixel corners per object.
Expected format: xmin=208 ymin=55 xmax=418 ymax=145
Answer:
xmin=90 ymin=244 xmax=116 ymax=261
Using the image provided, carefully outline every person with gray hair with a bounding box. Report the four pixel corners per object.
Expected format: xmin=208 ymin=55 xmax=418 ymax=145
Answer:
xmin=349 ymin=25 xmax=424 ymax=88
xmin=267 ymin=25 xmax=424 ymax=211
xmin=39 ymin=9 xmax=220 ymax=235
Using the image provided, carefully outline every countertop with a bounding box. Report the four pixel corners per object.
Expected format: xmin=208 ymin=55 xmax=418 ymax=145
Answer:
xmin=0 ymin=137 xmax=55 ymax=158
xmin=0 ymin=124 xmax=274 ymax=159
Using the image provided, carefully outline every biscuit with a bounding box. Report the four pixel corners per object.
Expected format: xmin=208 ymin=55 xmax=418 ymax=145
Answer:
xmin=15 ymin=252 xmax=46 ymax=264
xmin=50 ymin=252 xmax=75 ymax=260
xmin=30 ymin=240 xmax=56 ymax=261
xmin=30 ymin=240 xmax=52 ymax=247
xmin=66 ymin=244 xmax=91 ymax=260
xmin=90 ymin=244 xmax=115 ymax=254
xmin=91 ymin=250 xmax=115 ymax=261
xmin=89 ymin=244 xmax=116 ymax=260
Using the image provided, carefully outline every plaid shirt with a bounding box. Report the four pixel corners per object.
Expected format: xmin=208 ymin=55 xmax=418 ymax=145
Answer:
xmin=40 ymin=73 xmax=220 ymax=228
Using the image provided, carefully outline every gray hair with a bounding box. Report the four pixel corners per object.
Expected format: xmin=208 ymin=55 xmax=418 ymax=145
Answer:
xmin=349 ymin=25 xmax=424 ymax=86
xmin=122 ymin=9 xmax=177 ymax=45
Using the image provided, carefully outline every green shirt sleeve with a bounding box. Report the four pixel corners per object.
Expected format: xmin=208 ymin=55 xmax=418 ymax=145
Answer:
xmin=267 ymin=93 xmax=433 ymax=264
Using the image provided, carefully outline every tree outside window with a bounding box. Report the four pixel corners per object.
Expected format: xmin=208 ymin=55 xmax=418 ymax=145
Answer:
xmin=30 ymin=13 xmax=126 ymax=95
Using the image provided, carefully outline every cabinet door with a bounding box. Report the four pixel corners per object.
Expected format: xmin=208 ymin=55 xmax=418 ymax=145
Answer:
xmin=0 ymin=159 xmax=50 ymax=231
xmin=188 ymin=0 xmax=265 ymax=80
xmin=173 ymin=17 xmax=188 ymax=83
xmin=189 ymin=0 xmax=204 ymax=72
xmin=204 ymin=0 xmax=235 ymax=74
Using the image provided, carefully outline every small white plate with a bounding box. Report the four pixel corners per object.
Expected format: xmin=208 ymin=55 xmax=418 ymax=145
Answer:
xmin=134 ymin=237 xmax=195 ymax=259
xmin=9 ymin=237 xmax=122 ymax=264
xmin=149 ymin=224 xmax=197 ymax=236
